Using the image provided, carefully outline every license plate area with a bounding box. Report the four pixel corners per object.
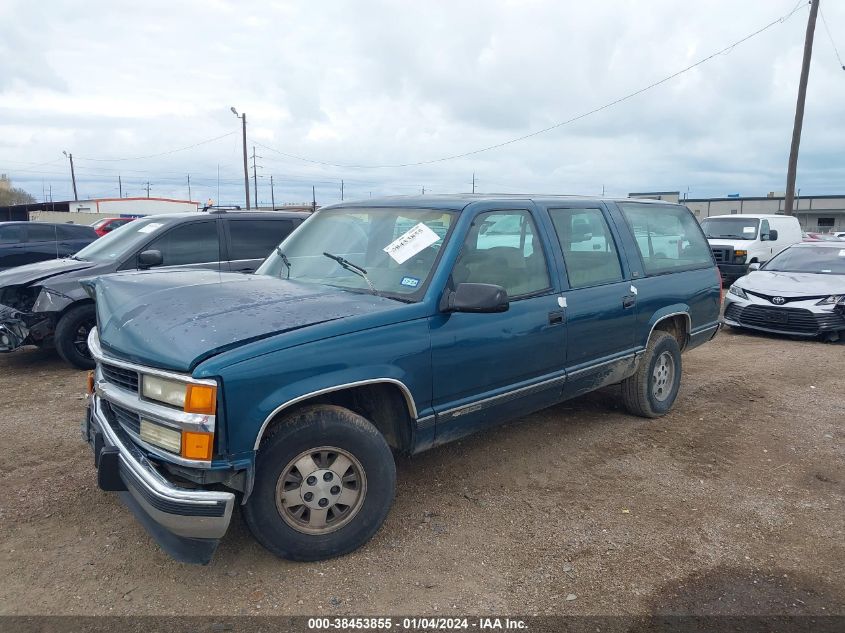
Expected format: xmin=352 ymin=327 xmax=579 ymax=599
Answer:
xmin=764 ymin=310 xmax=789 ymax=324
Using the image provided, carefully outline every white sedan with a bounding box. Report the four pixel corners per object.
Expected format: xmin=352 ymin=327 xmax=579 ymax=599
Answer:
xmin=723 ymin=242 xmax=845 ymax=340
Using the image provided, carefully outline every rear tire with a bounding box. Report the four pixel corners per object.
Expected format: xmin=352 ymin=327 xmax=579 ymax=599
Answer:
xmin=54 ymin=304 xmax=96 ymax=370
xmin=621 ymin=331 xmax=682 ymax=418
xmin=243 ymin=405 xmax=396 ymax=561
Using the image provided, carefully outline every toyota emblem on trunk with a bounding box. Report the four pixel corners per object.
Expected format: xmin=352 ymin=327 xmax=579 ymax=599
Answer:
xmin=772 ymin=296 xmax=786 ymax=305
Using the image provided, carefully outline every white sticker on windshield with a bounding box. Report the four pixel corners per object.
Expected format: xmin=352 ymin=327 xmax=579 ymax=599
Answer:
xmin=743 ymin=226 xmax=755 ymax=233
xmin=383 ymin=223 xmax=440 ymax=264
xmin=137 ymin=222 xmax=163 ymax=234
xmin=839 ymin=250 xmax=845 ymax=257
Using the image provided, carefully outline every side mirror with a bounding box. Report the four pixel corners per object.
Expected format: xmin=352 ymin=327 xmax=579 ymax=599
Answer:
xmin=138 ymin=249 xmax=163 ymax=269
xmin=766 ymin=229 xmax=778 ymax=241
xmin=748 ymin=262 xmax=761 ymax=271
xmin=443 ymin=283 xmax=509 ymax=313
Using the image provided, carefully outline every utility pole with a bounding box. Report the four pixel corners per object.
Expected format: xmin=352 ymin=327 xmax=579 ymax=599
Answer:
xmin=421 ymin=186 xmax=425 ymax=195
xmin=472 ymin=172 xmax=476 ymax=194
xmin=217 ymin=164 xmax=220 ymax=205
xmin=118 ymin=175 xmax=123 ymax=198
xmin=312 ymin=186 xmax=316 ymax=213
xmin=251 ymin=146 xmax=260 ymax=207
xmin=187 ymin=174 xmax=192 ymax=201
xmin=63 ymin=151 xmax=78 ymax=201
xmin=784 ymin=0 xmax=820 ymax=216
xmin=270 ymin=175 xmax=275 ymax=209
xmin=145 ymin=181 xmax=151 ymax=198
xmin=231 ymin=107 xmax=251 ymax=209
xmin=341 ymin=179 xmax=344 ymax=201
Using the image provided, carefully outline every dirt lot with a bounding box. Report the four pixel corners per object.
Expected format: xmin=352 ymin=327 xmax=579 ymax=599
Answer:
xmin=0 ymin=329 xmax=843 ymax=617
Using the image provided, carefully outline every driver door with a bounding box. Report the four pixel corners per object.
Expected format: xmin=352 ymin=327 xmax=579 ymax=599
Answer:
xmin=429 ymin=206 xmax=566 ymax=445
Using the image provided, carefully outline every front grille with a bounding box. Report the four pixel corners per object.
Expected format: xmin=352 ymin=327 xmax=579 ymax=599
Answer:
xmin=107 ymin=401 xmax=141 ymax=435
xmin=101 ymin=363 xmax=139 ymax=393
xmin=725 ymin=304 xmax=843 ymax=335
xmin=711 ymin=247 xmax=732 ymax=263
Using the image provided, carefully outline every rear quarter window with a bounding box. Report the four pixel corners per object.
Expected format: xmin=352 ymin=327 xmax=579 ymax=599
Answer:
xmin=619 ymin=203 xmax=713 ymax=275
xmin=228 ymin=219 xmax=296 ymax=260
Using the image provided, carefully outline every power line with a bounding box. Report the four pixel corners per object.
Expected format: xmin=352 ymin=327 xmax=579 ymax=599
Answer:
xmin=819 ymin=8 xmax=845 ymax=69
xmin=253 ymin=1 xmax=808 ymax=170
xmin=75 ymin=131 xmax=237 ymax=162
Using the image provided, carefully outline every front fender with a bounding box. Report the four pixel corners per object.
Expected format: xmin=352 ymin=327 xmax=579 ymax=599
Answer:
xmin=206 ymin=318 xmax=433 ymax=456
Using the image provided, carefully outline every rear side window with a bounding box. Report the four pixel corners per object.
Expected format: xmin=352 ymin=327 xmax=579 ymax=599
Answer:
xmin=28 ymin=224 xmax=60 ymax=242
xmin=58 ymin=225 xmax=93 ymax=239
xmin=228 ymin=219 xmax=295 ymax=260
xmin=145 ymin=221 xmax=220 ymax=266
xmin=619 ymin=203 xmax=713 ymax=275
xmin=549 ymin=208 xmax=624 ymax=288
xmin=0 ymin=225 xmax=24 ymax=244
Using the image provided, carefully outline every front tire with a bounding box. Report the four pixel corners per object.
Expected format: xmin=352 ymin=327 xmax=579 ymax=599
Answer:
xmin=621 ymin=331 xmax=682 ymax=418
xmin=243 ymin=405 xmax=396 ymax=561
xmin=54 ymin=303 xmax=96 ymax=370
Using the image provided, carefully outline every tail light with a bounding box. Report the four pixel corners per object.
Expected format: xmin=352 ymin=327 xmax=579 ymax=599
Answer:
xmin=716 ymin=267 xmax=724 ymax=306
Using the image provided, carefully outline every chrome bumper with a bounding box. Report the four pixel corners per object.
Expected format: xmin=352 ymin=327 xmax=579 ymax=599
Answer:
xmin=85 ymin=394 xmax=235 ymax=564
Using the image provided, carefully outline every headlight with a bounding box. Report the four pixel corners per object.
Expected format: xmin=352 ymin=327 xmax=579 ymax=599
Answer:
xmin=816 ymin=295 xmax=844 ymax=305
xmin=142 ymin=375 xmax=188 ymax=408
xmin=734 ymin=250 xmax=747 ymax=257
xmin=729 ymin=285 xmax=748 ymax=300
xmin=142 ymin=375 xmax=217 ymax=415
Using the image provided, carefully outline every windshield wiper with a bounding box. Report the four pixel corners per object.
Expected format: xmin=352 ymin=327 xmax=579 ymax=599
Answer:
xmin=275 ymin=247 xmax=292 ymax=279
xmin=322 ymin=252 xmax=379 ymax=295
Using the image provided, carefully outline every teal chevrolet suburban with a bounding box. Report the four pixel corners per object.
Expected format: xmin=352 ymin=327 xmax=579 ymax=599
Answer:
xmin=82 ymin=195 xmax=721 ymax=564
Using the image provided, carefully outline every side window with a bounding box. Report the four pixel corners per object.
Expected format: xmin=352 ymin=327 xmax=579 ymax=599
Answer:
xmin=620 ymin=203 xmax=713 ymax=275
xmin=57 ymin=225 xmax=88 ymax=240
xmin=228 ymin=219 xmax=294 ymax=260
xmin=761 ymin=219 xmax=772 ymax=240
xmin=145 ymin=221 xmax=220 ymax=266
xmin=27 ymin=224 xmax=59 ymax=242
xmin=549 ymin=208 xmax=624 ymax=288
xmin=453 ymin=210 xmax=550 ymax=298
xmin=0 ymin=225 xmax=24 ymax=244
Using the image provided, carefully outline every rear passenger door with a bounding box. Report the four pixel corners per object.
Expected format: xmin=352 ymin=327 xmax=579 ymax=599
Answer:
xmin=546 ymin=204 xmax=638 ymax=398
xmin=224 ymin=218 xmax=298 ymax=273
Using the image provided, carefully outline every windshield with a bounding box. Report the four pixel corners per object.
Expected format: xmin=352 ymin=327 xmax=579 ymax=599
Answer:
xmin=257 ymin=207 xmax=455 ymax=299
xmin=700 ymin=218 xmax=759 ymax=240
xmin=74 ymin=216 xmax=167 ymax=263
xmin=764 ymin=246 xmax=845 ymax=275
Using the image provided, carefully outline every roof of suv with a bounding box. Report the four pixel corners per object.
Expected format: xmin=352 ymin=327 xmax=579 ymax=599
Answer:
xmin=132 ymin=210 xmax=312 ymax=221
xmin=326 ymin=194 xmax=681 ymax=212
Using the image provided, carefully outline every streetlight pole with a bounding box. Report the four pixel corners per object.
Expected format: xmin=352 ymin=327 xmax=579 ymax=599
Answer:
xmin=63 ymin=151 xmax=78 ymax=201
xmin=270 ymin=175 xmax=275 ymax=209
xmin=231 ymin=107 xmax=251 ymax=209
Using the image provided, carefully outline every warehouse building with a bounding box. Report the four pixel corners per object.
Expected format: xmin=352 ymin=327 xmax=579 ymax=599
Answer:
xmin=629 ymin=191 xmax=845 ymax=233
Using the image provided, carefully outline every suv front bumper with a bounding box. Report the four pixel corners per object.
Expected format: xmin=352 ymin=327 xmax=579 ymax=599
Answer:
xmin=83 ymin=394 xmax=235 ymax=564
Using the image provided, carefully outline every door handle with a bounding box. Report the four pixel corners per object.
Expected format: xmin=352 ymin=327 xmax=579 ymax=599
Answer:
xmin=622 ymin=295 xmax=636 ymax=309
xmin=548 ymin=310 xmax=565 ymax=325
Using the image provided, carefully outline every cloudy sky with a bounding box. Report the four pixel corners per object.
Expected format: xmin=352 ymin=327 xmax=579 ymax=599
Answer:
xmin=1 ymin=0 xmax=843 ymax=206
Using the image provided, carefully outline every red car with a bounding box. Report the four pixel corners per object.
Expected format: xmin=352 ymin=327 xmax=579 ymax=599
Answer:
xmin=802 ymin=231 xmax=842 ymax=242
xmin=90 ymin=217 xmax=135 ymax=237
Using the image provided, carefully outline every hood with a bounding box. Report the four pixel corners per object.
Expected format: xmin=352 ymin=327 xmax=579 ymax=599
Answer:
xmin=707 ymin=239 xmax=756 ymax=249
xmin=0 ymin=257 xmax=98 ymax=288
xmin=736 ymin=270 xmax=845 ymax=296
xmin=90 ymin=269 xmax=404 ymax=372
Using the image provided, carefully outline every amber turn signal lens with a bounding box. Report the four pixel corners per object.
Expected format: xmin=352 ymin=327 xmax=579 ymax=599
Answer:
xmin=181 ymin=431 xmax=213 ymax=460
xmin=87 ymin=370 xmax=95 ymax=395
xmin=184 ymin=384 xmax=217 ymax=415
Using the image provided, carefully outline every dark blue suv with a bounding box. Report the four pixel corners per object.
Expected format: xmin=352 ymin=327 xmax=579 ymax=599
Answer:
xmin=82 ymin=195 xmax=721 ymax=564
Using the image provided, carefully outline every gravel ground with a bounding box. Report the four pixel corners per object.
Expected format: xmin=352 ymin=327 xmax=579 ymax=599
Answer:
xmin=0 ymin=329 xmax=843 ymax=616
